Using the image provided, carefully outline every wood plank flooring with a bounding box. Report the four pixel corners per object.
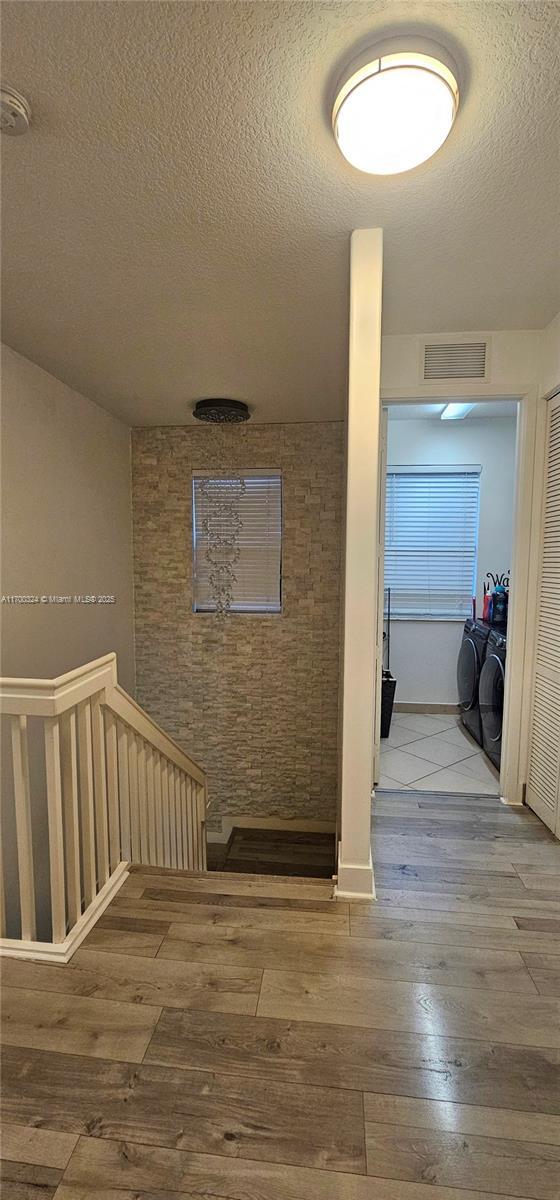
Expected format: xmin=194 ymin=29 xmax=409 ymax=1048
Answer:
xmin=1 ymin=789 xmax=559 ymax=1199
xmin=207 ymin=826 xmax=336 ymax=878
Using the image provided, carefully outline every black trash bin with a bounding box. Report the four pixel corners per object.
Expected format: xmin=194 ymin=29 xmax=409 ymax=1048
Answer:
xmin=381 ymin=671 xmax=397 ymax=738
xmin=380 ymin=587 xmax=397 ymax=738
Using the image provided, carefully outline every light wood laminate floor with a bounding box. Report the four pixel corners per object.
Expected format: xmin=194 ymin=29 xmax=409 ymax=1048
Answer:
xmin=1 ymin=790 xmax=560 ymax=1200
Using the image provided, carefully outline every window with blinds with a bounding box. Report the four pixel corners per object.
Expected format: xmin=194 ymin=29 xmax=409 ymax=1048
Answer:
xmin=192 ymin=471 xmax=282 ymax=613
xmin=385 ymin=466 xmax=481 ymax=618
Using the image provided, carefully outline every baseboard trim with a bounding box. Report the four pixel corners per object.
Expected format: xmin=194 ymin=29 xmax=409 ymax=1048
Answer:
xmin=394 ymin=702 xmax=460 ymax=714
xmin=335 ymin=849 xmax=375 ymax=900
xmin=207 ymin=815 xmax=337 ymax=844
xmin=0 ymin=861 xmax=129 ymax=963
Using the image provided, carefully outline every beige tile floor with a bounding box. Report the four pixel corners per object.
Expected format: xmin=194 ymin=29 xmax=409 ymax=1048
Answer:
xmin=378 ymin=712 xmax=500 ymax=794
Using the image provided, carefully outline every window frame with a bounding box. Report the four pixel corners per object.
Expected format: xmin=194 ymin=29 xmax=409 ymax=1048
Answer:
xmin=191 ymin=468 xmax=283 ymax=616
xmin=384 ymin=463 xmax=481 ymax=621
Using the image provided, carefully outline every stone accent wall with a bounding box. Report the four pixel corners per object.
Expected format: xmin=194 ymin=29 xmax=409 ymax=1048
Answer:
xmin=131 ymin=422 xmax=344 ymax=831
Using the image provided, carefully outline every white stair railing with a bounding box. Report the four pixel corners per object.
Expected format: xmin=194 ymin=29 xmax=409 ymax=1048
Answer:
xmin=0 ymin=653 xmax=207 ymax=961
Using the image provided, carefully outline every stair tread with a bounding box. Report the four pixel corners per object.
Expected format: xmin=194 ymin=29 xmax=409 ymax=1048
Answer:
xmin=127 ymin=864 xmax=335 ymax=896
xmin=130 ymin=864 xmax=331 ymax=884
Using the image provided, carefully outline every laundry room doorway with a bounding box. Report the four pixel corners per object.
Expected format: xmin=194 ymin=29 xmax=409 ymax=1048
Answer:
xmin=375 ymin=397 xmax=519 ymax=799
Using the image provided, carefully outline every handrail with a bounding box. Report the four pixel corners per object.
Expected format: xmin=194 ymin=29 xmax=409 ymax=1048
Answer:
xmin=0 ymin=653 xmax=117 ymax=717
xmin=0 ymin=655 xmax=206 ymax=785
xmin=108 ymin=684 xmax=206 ymax=785
xmin=0 ymin=652 xmax=117 ymax=690
xmin=0 ymin=653 xmax=208 ymax=960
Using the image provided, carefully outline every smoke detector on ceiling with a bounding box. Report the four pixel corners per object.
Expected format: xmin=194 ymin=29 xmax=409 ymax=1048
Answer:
xmin=192 ymin=399 xmax=251 ymax=424
xmin=1 ymin=84 xmax=32 ymax=135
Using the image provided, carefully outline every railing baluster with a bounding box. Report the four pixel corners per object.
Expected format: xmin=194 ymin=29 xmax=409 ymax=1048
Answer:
xmin=154 ymin=752 xmax=164 ymax=867
xmin=173 ymin=768 xmax=183 ymax=869
xmin=128 ymin=726 xmax=140 ymax=863
xmin=60 ymin=709 xmax=82 ymax=927
xmin=168 ymin=764 xmax=178 ymax=868
xmin=11 ymin=714 xmax=36 ymax=940
xmin=185 ymin=777 xmax=194 ymax=870
xmin=146 ymin=746 xmax=156 ymax=866
xmin=77 ymin=700 xmax=96 ymax=905
xmin=185 ymin=776 xmax=192 ymax=867
xmin=137 ymin=737 xmax=148 ymax=861
xmin=0 ymin=787 xmax=5 ymax=936
xmin=178 ymin=773 xmax=187 ymax=869
xmin=91 ymin=695 xmax=110 ymax=886
xmin=191 ymin=780 xmax=199 ymax=870
xmin=0 ymin=845 xmax=5 ymax=938
xmin=193 ymin=782 xmax=200 ymax=870
xmin=171 ymin=767 xmax=179 ymax=868
xmin=198 ymin=783 xmax=207 ymax=869
xmin=44 ymin=717 xmax=67 ymax=942
xmin=192 ymin=781 xmax=200 ymax=870
xmin=117 ymin=720 xmax=131 ymax=861
xmin=105 ymin=710 xmax=120 ymax=871
xmin=162 ymin=761 xmax=171 ymax=868
xmin=185 ymin=777 xmax=192 ymax=867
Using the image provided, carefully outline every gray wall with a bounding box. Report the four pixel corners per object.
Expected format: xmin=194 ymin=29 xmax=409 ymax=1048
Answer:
xmin=132 ymin=423 xmax=344 ymax=833
xmin=1 ymin=345 xmax=135 ymax=689
xmin=1 ymin=345 xmax=135 ymax=937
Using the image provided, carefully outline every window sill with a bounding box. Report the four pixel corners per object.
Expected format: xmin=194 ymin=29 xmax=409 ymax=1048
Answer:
xmin=387 ymin=615 xmax=468 ymax=623
xmin=193 ymin=609 xmax=283 ymax=617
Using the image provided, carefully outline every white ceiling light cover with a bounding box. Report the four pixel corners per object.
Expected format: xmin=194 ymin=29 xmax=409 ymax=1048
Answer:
xmin=440 ymin=403 xmax=475 ymax=420
xmin=333 ymin=49 xmax=459 ymax=175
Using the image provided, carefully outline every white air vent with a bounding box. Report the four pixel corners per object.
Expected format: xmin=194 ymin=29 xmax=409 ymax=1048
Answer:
xmin=423 ymin=340 xmax=488 ymax=381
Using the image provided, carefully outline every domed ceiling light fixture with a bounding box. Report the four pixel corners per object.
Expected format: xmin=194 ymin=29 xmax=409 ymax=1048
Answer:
xmin=1 ymin=83 xmax=32 ymax=135
xmin=332 ymin=38 xmax=459 ymax=175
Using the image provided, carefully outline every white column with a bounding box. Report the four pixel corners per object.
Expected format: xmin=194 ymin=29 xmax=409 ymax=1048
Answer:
xmin=337 ymin=228 xmax=383 ymax=899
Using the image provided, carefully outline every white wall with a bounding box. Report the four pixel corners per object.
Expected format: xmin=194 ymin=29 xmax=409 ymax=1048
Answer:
xmin=1 ymin=344 xmax=135 ymax=688
xmin=381 ymin=330 xmax=541 ymax=395
xmin=386 ymin=415 xmax=517 ymax=704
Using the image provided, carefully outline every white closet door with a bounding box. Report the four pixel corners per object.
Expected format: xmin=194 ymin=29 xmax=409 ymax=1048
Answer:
xmin=526 ymin=393 xmax=560 ymax=835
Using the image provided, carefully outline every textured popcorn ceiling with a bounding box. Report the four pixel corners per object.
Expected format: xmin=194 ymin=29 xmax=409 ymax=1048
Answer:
xmin=1 ymin=1 xmax=559 ymax=425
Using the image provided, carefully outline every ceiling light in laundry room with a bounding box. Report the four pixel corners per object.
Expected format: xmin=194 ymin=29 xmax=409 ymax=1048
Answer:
xmin=440 ymin=403 xmax=475 ymax=420
xmin=332 ymin=40 xmax=459 ymax=175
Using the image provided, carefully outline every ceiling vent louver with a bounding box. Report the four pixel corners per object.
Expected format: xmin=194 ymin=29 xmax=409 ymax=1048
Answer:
xmin=423 ymin=341 xmax=488 ymax=380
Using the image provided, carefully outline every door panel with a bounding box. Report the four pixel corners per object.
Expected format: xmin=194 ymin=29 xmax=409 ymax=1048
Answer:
xmin=526 ymin=393 xmax=560 ymax=835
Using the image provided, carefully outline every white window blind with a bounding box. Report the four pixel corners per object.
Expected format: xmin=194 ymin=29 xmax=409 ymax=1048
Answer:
xmin=385 ymin=466 xmax=480 ymax=618
xmin=192 ymin=471 xmax=282 ymax=613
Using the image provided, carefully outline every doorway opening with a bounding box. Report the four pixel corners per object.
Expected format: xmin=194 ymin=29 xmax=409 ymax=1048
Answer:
xmin=376 ymin=398 xmax=519 ymax=798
